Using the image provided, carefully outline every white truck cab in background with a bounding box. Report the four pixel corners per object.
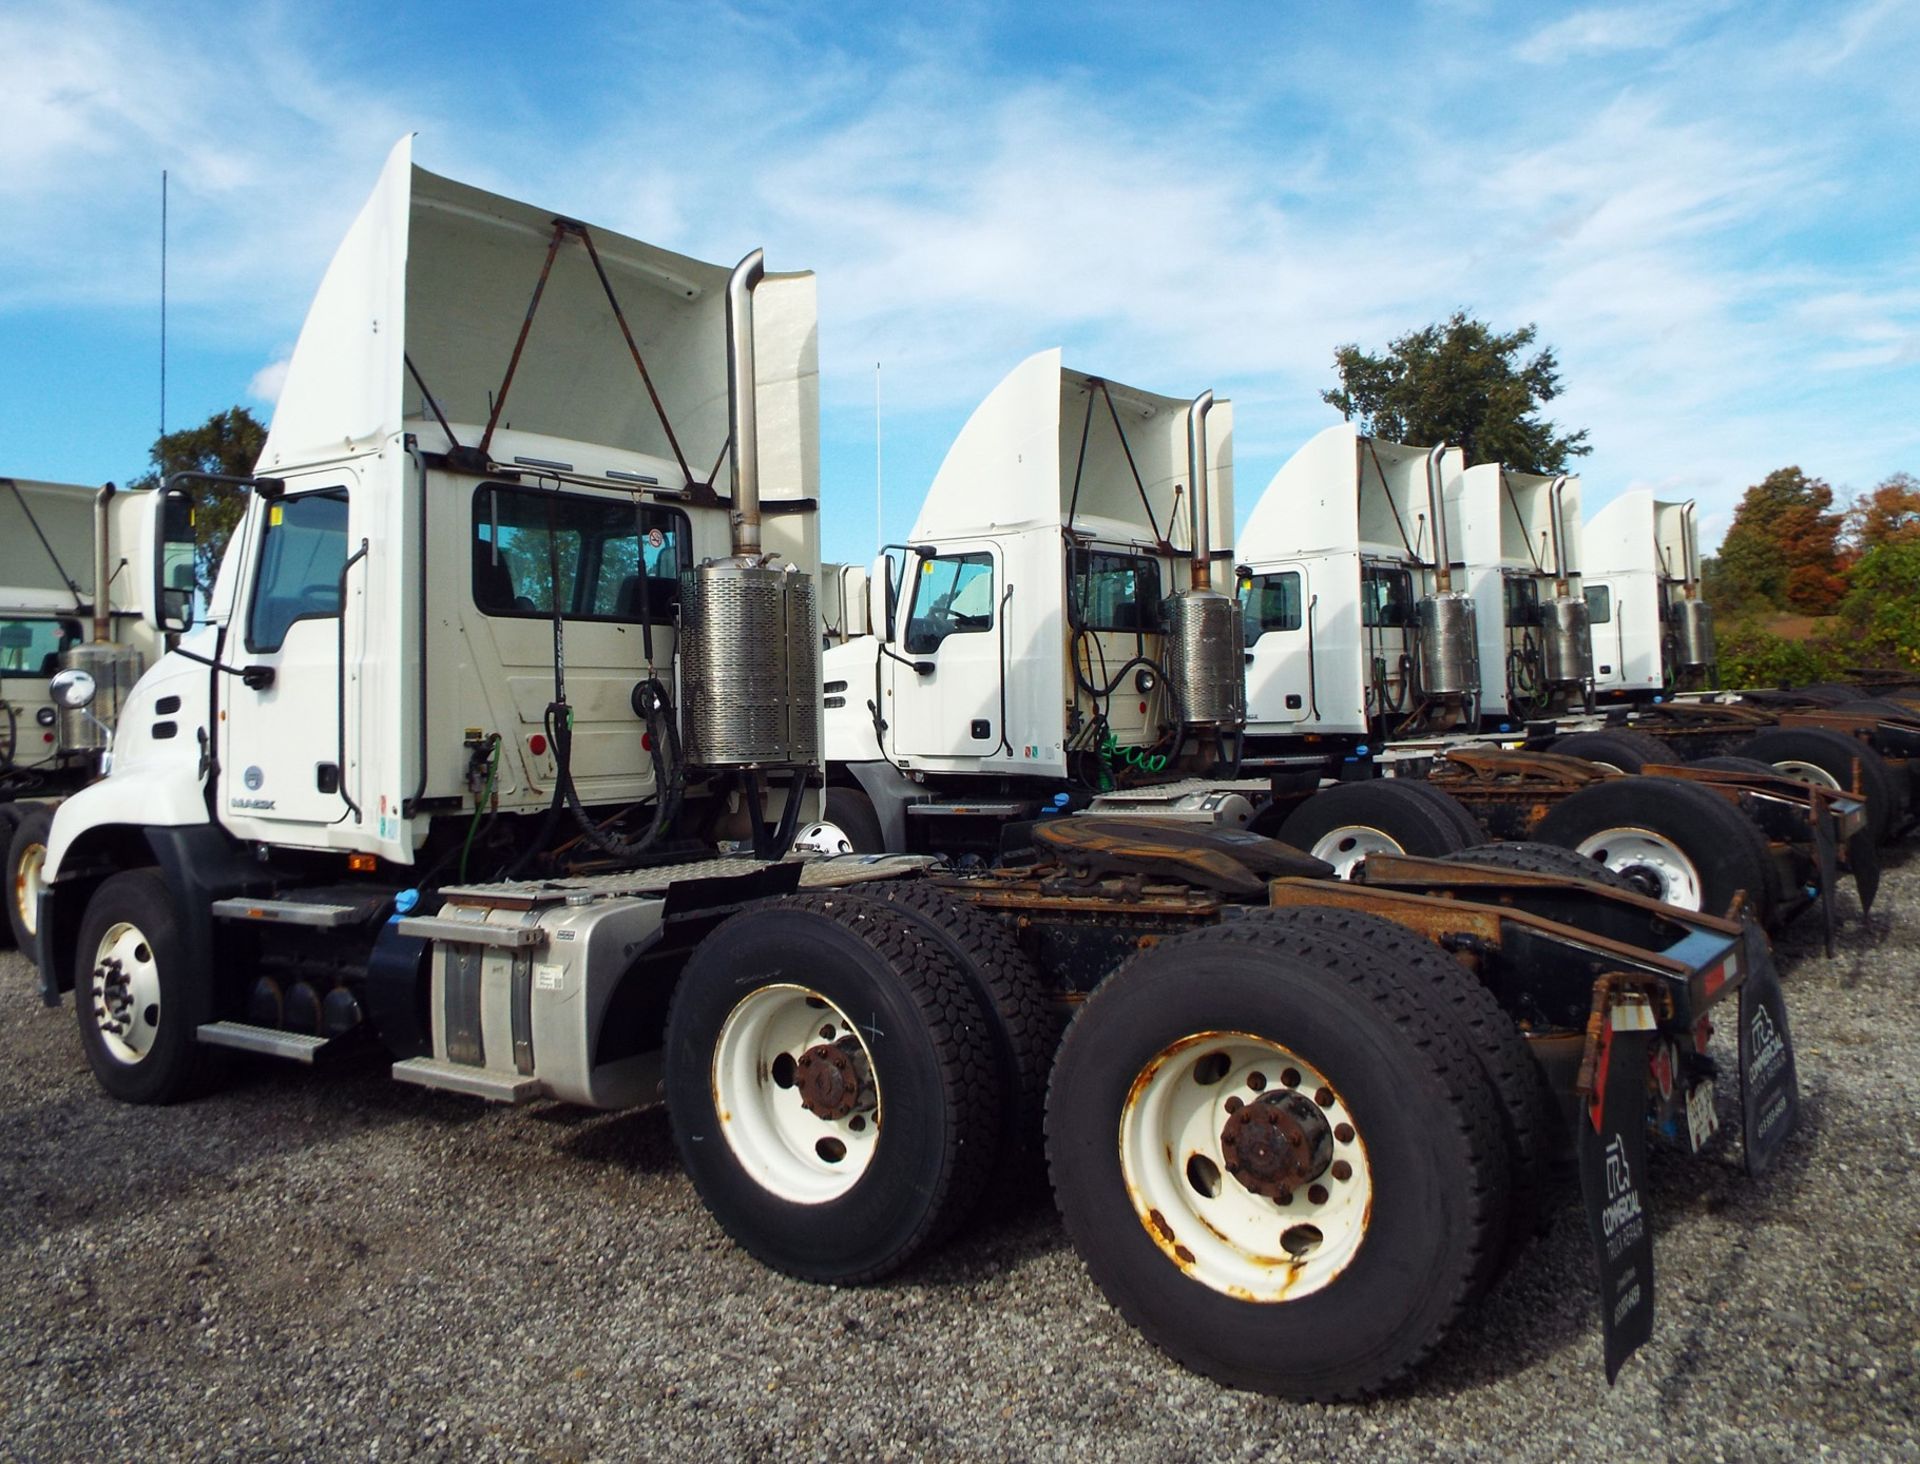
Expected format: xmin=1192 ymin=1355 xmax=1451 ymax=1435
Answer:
xmin=820 ymin=349 xmax=1241 ymax=855
xmin=1583 ymin=491 xmax=1716 ymax=697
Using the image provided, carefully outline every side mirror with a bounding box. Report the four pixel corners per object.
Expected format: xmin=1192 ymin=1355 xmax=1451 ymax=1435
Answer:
xmin=867 ymin=551 xmax=900 ymax=645
xmin=51 ymin=668 xmax=98 ymax=711
xmin=150 ymin=487 xmax=198 ymax=633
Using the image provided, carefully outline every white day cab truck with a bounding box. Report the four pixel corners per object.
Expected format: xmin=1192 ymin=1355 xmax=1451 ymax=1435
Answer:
xmin=38 ymin=142 xmax=1805 ymax=1401
xmin=0 ymin=477 xmax=164 ymax=961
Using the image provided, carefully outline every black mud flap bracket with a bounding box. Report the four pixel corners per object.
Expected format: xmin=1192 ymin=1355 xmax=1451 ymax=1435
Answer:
xmin=1737 ymin=916 xmax=1799 ymax=1176
xmin=1575 ymin=992 xmax=1657 ymax=1384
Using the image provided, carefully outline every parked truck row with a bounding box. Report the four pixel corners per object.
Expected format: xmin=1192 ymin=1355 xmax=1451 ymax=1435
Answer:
xmin=20 ymin=140 xmax=1878 ymax=1401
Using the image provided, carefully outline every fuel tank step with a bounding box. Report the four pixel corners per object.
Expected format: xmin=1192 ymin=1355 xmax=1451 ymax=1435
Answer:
xmin=390 ymin=1057 xmax=542 ymax=1105
xmin=196 ymin=1022 xmax=332 ymax=1062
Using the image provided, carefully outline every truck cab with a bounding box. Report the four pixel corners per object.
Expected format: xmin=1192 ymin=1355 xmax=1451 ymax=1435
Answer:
xmin=38 ymin=138 xmax=824 ymax=1107
xmin=1584 ymin=491 xmax=1714 ymax=697
xmin=821 ymin=350 xmax=1238 ymax=853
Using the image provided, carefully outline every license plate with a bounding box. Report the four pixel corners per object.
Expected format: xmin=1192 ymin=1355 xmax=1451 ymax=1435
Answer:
xmin=1686 ymin=1079 xmax=1720 ymax=1153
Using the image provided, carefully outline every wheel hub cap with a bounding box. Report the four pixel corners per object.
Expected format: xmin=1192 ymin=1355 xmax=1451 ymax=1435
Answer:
xmin=794 ymin=1038 xmax=872 ymax=1120
xmin=1220 ymin=1092 xmax=1332 ymax=1201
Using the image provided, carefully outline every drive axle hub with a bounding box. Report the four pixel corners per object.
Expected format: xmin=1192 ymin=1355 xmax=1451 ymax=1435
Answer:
xmin=794 ymin=1038 xmax=873 ymax=1121
xmin=96 ymin=956 xmax=132 ymax=1036
xmin=1220 ymin=1091 xmax=1333 ymax=1201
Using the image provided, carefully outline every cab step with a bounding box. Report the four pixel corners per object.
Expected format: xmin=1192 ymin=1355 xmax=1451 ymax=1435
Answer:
xmin=390 ymin=1057 xmax=543 ymax=1105
xmin=197 ymin=1022 xmax=332 ymax=1062
xmin=212 ymin=896 xmax=359 ymax=927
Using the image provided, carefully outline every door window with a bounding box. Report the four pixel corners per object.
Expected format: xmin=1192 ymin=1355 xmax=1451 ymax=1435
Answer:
xmin=1504 ymin=575 xmax=1541 ymax=628
xmin=1361 ymin=566 xmax=1413 ymax=628
xmin=1068 ymin=549 xmax=1161 ymax=632
xmin=472 ymin=484 xmax=689 ymax=622
xmin=1584 ymin=584 xmax=1612 ymax=624
xmin=1237 ymin=571 xmax=1302 ymax=645
xmin=904 ymin=553 xmax=995 ymax=654
xmin=246 ymin=490 xmax=350 ymax=653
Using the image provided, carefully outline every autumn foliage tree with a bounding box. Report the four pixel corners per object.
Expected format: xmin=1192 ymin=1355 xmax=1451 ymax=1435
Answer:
xmin=1322 ymin=313 xmax=1590 ymax=473
xmin=1709 ymin=467 xmax=1847 ymax=614
xmin=1841 ymin=471 xmax=1920 ymax=557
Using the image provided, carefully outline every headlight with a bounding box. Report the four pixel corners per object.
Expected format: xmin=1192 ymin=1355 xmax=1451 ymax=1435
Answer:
xmin=50 ymin=669 xmax=97 ymax=711
xmin=35 ymin=707 xmax=56 ymax=728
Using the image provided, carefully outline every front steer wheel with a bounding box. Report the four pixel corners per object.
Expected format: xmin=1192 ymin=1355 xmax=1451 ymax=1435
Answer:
xmin=75 ymin=869 xmax=223 ymax=1104
xmin=1046 ymin=920 xmax=1510 ymax=1401
xmin=663 ymin=894 xmax=1001 ymax=1284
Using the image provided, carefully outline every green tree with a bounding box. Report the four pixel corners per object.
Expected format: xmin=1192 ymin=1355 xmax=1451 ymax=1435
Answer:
xmin=1834 ymin=539 xmax=1920 ymax=671
xmin=1322 ymin=312 xmax=1590 ymax=472
xmin=1711 ymin=466 xmax=1845 ymax=614
xmin=131 ymin=407 xmax=265 ymax=589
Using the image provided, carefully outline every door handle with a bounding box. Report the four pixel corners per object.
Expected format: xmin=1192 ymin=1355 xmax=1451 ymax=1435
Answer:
xmin=241 ymin=666 xmax=276 ymax=690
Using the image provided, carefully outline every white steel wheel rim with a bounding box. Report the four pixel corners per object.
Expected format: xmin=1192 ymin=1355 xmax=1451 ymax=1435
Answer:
xmin=1119 ymin=1031 xmax=1373 ymax=1303
xmin=14 ymin=840 xmax=44 ymax=934
xmin=90 ymin=920 xmax=162 ymax=1065
xmin=792 ymin=821 xmax=855 ymax=856
xmin=1573 ymin=828 xmax=1703 ymax=909
xmin=1309 ymin=825 xmax=1404 ymax=879
xmin=712 ymin=983 xmax=881 ymax=1204
xmin=1769 ymin=758 xmax=1841 ymax=791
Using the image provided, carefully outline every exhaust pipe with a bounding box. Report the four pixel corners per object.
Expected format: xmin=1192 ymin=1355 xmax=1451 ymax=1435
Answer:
xmin=1424 ymin=445 xmax=1453 ymax=592
xmin=1680 ymin=499 xmax=1698 ymax=598
xmin=1186 ymin=391 xmax=1214 ymax=590
xmin=724 ymin=248 xmax=766 ymax=558
xmin=93 ymin=481 xmax=116 ymax=643
xmin=1546 ymin=474 xmax=1571 ymax=595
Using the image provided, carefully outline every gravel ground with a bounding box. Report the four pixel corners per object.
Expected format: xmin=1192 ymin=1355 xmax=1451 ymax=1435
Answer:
xmin=2 ymin=855 xmax=1916 ymax=1463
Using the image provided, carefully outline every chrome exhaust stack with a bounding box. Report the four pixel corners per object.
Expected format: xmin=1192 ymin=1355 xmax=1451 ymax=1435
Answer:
xmin=1163 ymin=391 xmax=1245 ymax=732
xmin=680 ymin=249 xmax=818 ymax=769
xmin=1541 ymin=474 xmax=1593 ymax=689
xmin=1675 ymin=500 xmax=1715 ymax=672
xmin=1413 ymin=443 xmax=1479 ymax=704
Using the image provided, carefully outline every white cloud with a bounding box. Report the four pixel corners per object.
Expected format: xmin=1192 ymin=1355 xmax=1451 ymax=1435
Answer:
xmin=1513 ymin=4 xmax=1702 ymax=64
xmin=246 ymin=357 xmax=290 ymax=405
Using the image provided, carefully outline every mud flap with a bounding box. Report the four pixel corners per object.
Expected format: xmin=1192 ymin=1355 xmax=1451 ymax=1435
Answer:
xmin=1847 ymin=824 xmax=1879 ymax=913
xmin=1738 ymin=918 xmax=1799 ymax=1176
xmin=1576 ymin=998 xmax=1656 ymax=1384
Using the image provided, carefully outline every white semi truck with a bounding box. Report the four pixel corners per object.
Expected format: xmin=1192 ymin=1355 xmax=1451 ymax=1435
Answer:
xmin=1582 ymin=490 xmax=1715 ymax=696
xmin=35 ymin=142 xmax=1810 ymax=1402
xmin=819 ymin=350 xmax=1244 ymax=856
xmin=0 ymin=477 xmax=163 ymax=960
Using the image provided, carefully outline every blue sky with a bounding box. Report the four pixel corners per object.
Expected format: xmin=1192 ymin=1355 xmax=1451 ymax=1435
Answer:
xmin=2 ymin=0 xmax=1915 ymax=565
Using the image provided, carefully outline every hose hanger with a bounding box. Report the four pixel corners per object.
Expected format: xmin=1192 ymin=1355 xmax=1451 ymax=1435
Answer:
xmin=466 ymin=218 xmax=697 ymax=491
xmin=1064 ymin=379 xmax=1165 ymax=547
xmin=1363 ymin=441 xmax=1420 ymax=564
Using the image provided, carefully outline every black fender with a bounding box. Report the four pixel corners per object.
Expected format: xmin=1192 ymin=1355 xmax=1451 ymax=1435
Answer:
xmin=38 ymin=824 xmax=262 ymax=1008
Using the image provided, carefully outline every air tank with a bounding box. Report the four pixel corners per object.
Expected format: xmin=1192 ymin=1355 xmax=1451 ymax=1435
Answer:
xmin=1415 ymin=592 xmax=1479 ymax=698
xmin=1165 ymin=590 xmax=1245 ymax=728
xmin=1541 ymin=596 xmax=1594 ymax=686
xmin=678 ymin=561 xmax=818 ymax=767
xmin=55 ymin=641 xmax=145 ymax=757
xmin=1677 ymin=599 xmax=1715 ymax=670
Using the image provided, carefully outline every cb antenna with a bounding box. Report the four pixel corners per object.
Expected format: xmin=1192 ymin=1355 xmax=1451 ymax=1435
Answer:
xmin=160 ymin=168 xmax=168 ymax=439
xmin=874 ymin=360 xmax=883 ymax=549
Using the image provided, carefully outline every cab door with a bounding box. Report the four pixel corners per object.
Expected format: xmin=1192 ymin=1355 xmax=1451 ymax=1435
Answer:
xmin=219 ymin=483 xmax=354 ymax=837
xmin=887 ymin=546 xmax=1004 ymax=765
xmin=1239 ymin=565 xmax=1313 ymax=726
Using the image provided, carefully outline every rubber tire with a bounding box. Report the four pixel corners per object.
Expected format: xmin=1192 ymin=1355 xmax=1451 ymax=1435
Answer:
xmin=0 ymin=805 xmax=21 ymax=951
xmin=6 ymin=804 xmax=54 ymax=963
xmin=1438 ymin=839 xmax=1640 ymax=892
xmin=1277 ymin=780 xmax=1478 ymax=872
xmin=1739 ymin=726 xmax=1896 ymax=844
xmin=1250 ymin=905 xmax=1553 ymax=1262
xmin=1548 ymin=729 xmax=1683 ymax=774
xmin=664 ymin=895 xmax=1001 ymax=1284
xmin=1396 ymin=779 xmax=1489 ymax=848
xmin=1532 ymin=776 xmax=1775 ymax=920
xmin=1046 ymin=920 xmax=1509 ymax=1401
xmin=822 ymin=785 xmax=886 ymax=853
xmin=842 ymin=881 xmax=1062 ymax=1179
xmin=74 ymin=868 xmax=221 ymax=1105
